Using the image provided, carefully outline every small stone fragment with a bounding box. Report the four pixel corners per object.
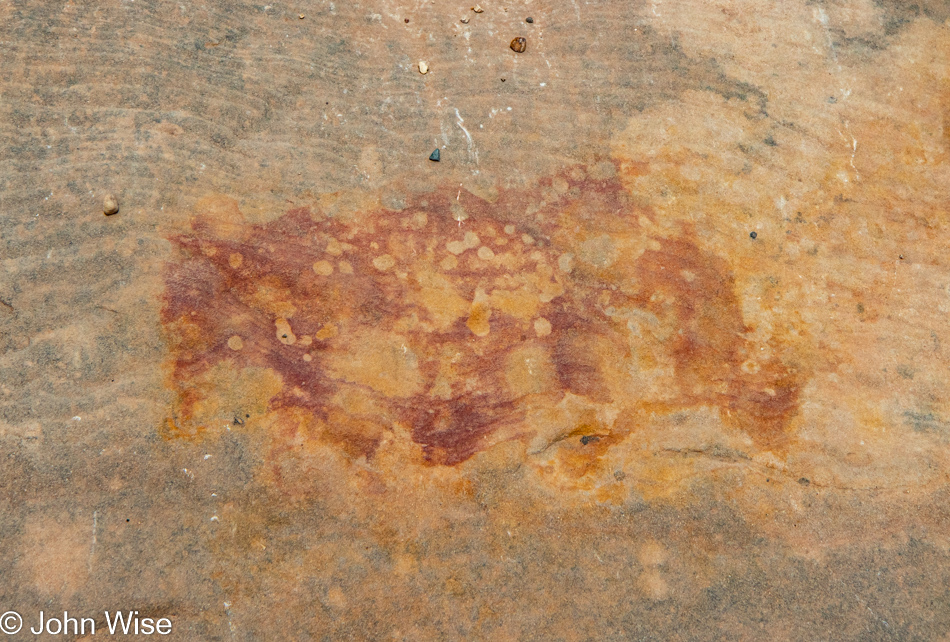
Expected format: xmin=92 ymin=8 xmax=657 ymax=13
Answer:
xmin=298 ymin=13 xmax=305 ymax=19
xmin=472 ymin=4 xmax=483 ymax=12
xmin=460 ymin=17 xmax=470 ymax=23
xmin=525 ymin=16 xmax=534 ymax=23
xmin=750 ymin=231 xmax=758 ymax=239
xmin=103 ymin=194 xmax=119 ymax=216
xmin=429 ymin=148 xmax=441 ymax=162
xmin=418 ymin=60 xmax=429 ymax=74
xmin=510 ymin=37 xmax=526 ymax=53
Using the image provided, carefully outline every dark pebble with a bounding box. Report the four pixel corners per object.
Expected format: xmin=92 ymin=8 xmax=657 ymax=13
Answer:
xmin=750 ymin=231 xmax=757 ymax=239
xmin=526 ymin=16 xmax=534 ymax=23
xmin=798 ymin=477 xmax=810 ymax=485
xmin=429 ymin=148 xmax=440 ymax=162
xmin=510 ymin=37 xmax=526 ymax=53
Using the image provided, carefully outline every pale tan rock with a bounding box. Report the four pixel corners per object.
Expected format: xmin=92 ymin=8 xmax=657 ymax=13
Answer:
xmin=102 ymin=193 xmax=119 ymax=215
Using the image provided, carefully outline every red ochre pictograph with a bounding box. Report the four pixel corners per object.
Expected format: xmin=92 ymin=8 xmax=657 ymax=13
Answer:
xmin=161 ymin=163 xmax=806 ymax=479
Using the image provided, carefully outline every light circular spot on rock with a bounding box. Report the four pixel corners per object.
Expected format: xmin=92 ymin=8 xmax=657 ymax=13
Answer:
xmin=227 ymin=335 xmax=244 ymax=350
xmin=534 ymin=317 xmax=552 ymax=337
xmin=741 ymin=359 xmax=761 ymax=374
xmin=373 ymin=254 xmax=396 ymax=271
xmin=313 ymin=260 xmax=334 ymax=276
xmin=558 ymin=253 xmax=574 ymax=273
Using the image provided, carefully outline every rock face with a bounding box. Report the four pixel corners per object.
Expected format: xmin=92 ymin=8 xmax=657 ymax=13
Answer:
xmin=3 ymin=0 xmax=950 ymax=639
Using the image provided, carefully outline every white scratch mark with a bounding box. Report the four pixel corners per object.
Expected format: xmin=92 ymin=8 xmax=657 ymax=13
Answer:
xmin=454 ymin=108 xmax=479 ymax=169
xmin=88 ymin=510 xmax=98 ymax=572
xmin=838 ymin=122 xmax=860 ymax=179
xmin=223 ymin=601 xmax=236 ymax=639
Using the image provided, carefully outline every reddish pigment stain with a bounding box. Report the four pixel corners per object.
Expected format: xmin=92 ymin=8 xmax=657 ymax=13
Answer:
xmin=161 ymin=163 xmax=806 ymax=467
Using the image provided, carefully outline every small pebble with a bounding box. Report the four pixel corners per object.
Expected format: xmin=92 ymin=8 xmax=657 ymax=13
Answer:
xmin=460 ymin=16 xmax=470 ymax=23
xmin=404 ymin=18 xmax=410 ymax=23
xmin=418 ymin=60 xmax=429 ymax=74
xmin=749 ymin=231 xmax=757 ymax=239
xmin=103 ymin=194 xmax=119 ymax=216
xmin=472 ymin=4 xmax=483 ymax=12
xmin=429 ymin=149 xmax=441 ymax=162
xmin=298 ymin=13 xmax=305 ymax=19
xmin=510 ymin=36 xmax=526 ymax=53
xmin=526 ymin=16 xmax=534 ymax=23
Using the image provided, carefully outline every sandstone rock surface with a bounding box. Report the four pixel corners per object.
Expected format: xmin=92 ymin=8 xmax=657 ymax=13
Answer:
xmin=2 ymin=0 xmax=950 ymax=639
